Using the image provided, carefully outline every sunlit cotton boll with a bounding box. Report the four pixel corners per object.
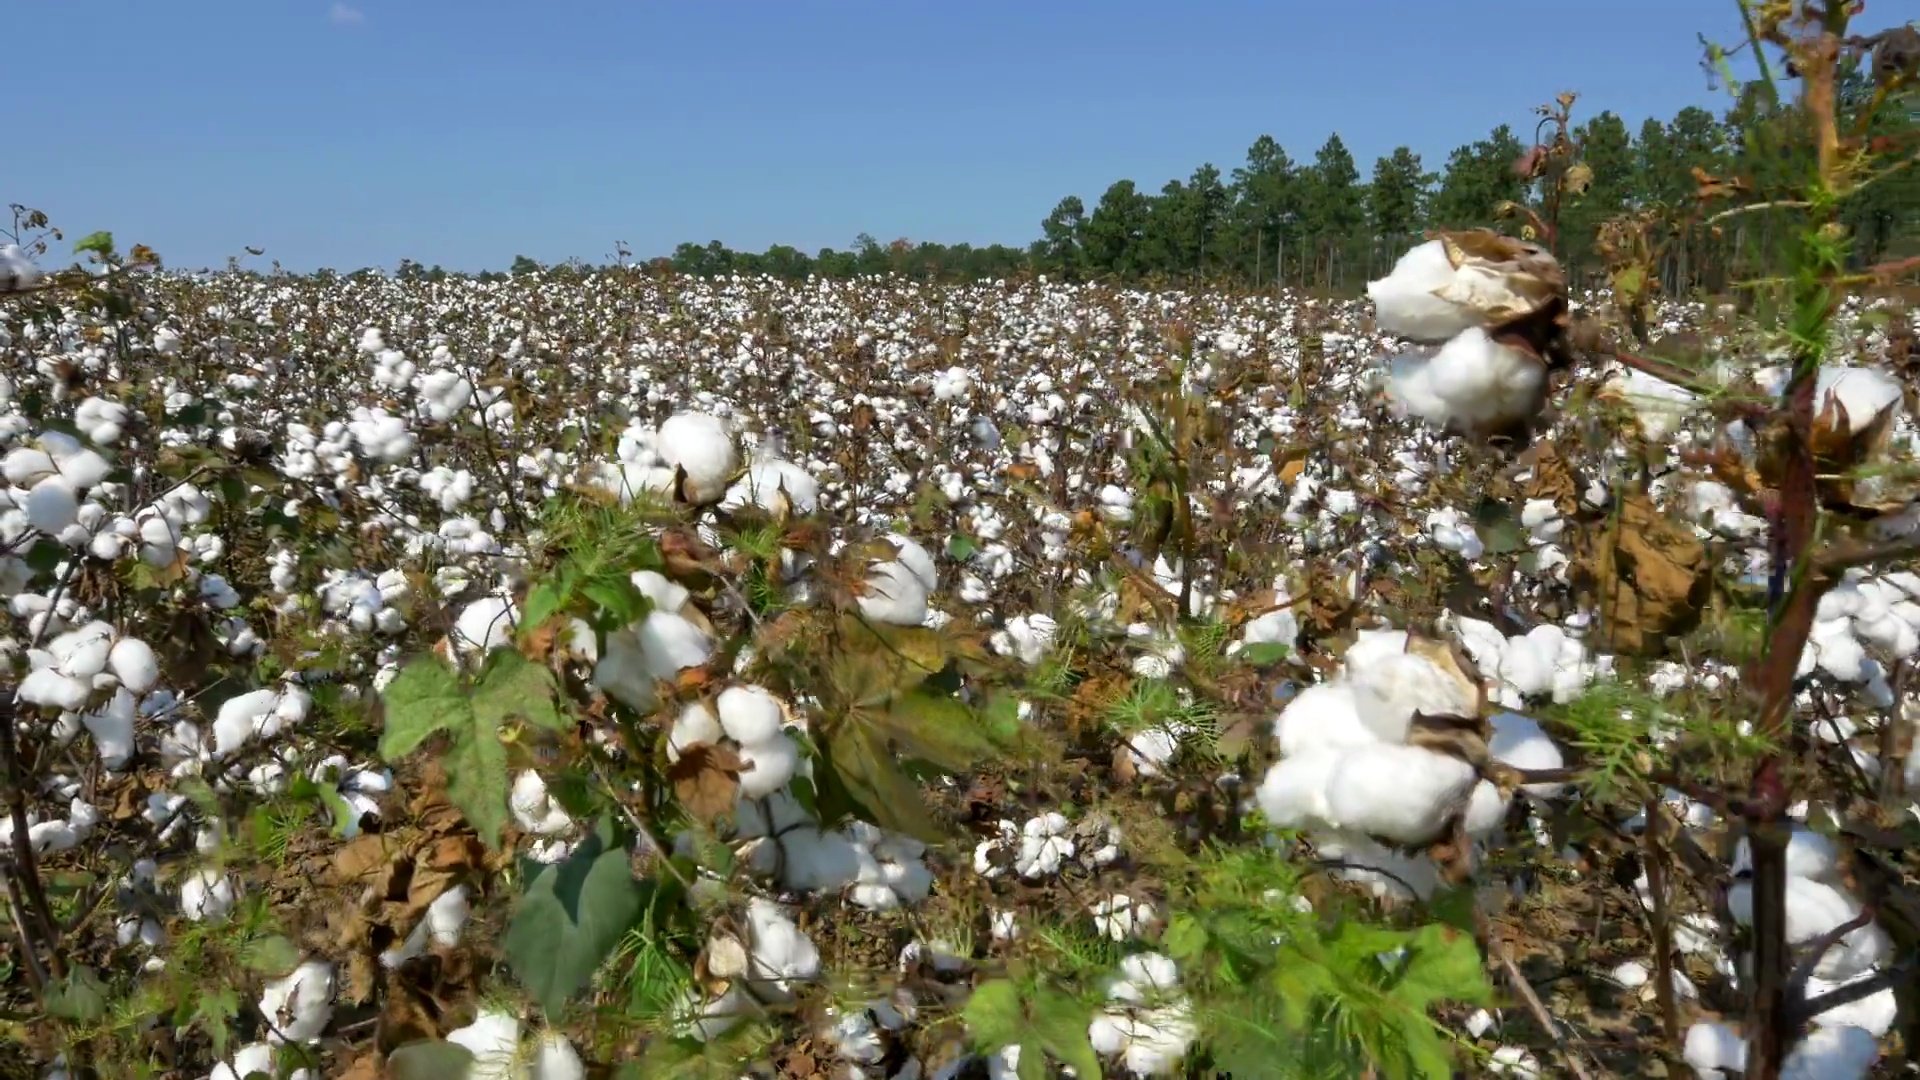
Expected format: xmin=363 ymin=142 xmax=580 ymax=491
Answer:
xmin=857 ymin=536 xmax=937 ymax=627
xmin=210 ymin=1044 xmax=309 ymax=1080
xmin=258 ymin=960 xmax=334 ymax=1044
xmin=722 ymin=458 xmax=819 ymax=518
xmin=179 ymin=868 xmax=236 ymax=922
xmin=1386 ymin=328 xmax=1547 ymax=435
xmin=592 ymin=607 xmax=713 ymax=712
xmin=656 ymin=411 xmax=740 ymax=504
xmin=452 ymin=596 xmax=517 ymax=656
xmin=1323 ymin=743 xmax=1478 ymax=844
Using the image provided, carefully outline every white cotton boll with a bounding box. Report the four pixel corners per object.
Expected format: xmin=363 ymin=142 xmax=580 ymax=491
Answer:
xmin=452 ymin=596 xmax=516 ymax=656
xmin=745 ymin=897 xmax=821 ymax=989
xmin=1815 ymin=367 xmax=1903 ymax=432
xmin=1684 ymin=1021 xmax=1747 ymax=1075
xmin=722 ymin=459 xmax=819 ymax=518
xmin=737 ymin=735 xmax=798 ymax=798
xmin=1425 ymin=507 xmax=1486 ymax=559
xmin=107 ymin=637 xmax=159 ymax=693
xmin=425 ymin=884 xmax=470 ymax=947
xmin=1606 ymin=368 xmax=1697 ymax=442
xmin=74 ymin=398 xmax=130 ymax=445
xmin=1487 ymin=712 xmax=1565 ymax=797
xmin=82 ymin=687 xmax=137 ymax=769
xmin=1607 ymin=960 xmax=1650 ymax=989
xmin=530 ymin=1031 xmax=587 ymax=1080
xmin=1782 ymin=1024 xmax=1878 ymax=1080
xmin=0 ymin=243 xmax=42 ymax=292
xmin=1343 ymin=640 xmax=1476 ymax=744
xmin=1255 ymin=749 xmax=1339 ymax=830
xmin=1274 ymin=680 xmax=1382 ymax=757
xmin=213 ymin=688 xmax=281 ymax=757
xmin=1388 ymin=328 xmax=1546 ymax=433
xmin=667 ymin=702 xmax=723 ymax=761
xmin=631 ymin=569 xmax=690 ymax=614
xmin=19 ymin=669 xmax=92 ymax=711
xmin=1324 ymin=744 xmax=1477 ymax=844
xmin=1488 ymin=1046 xmax=1542 ymax=1077
xmin=1368 ymin=240 xmax=1481 ymax=342
xmin=1463 ymin=780 xmax=1510 ymax=835
xmin=716 ymin=685 xmax=784 ymax=746
xmin=1016 ymin=812 xmax=1075 ymax=879
xmin=179 ymin=868 xmax=236 ymax=923
xmin=25 ymin=477 xmax=79 ymax=535
xmin=885 ymin=535 xmax=938 ymax=594
xmin=656 ymin=412 xmax=740 ymax=504
xmin=210 ymin=1043 xmax=308 ymax=1080
xmin=258 ymin=960 xmax=333 ymax=1044
xmin=1727 ymin=878 xmax=1890 ymax=980
xmin=510 ymin=770 xmax=574 ymax=836
xmin=446 ymin=1009 xmax=522 ymax=1078
xmin=1730 ymin=826 xmax=1839 ymax=882
xmin=859 ymin=559 xmax=930 ymax=627
xmin=1804 ymin=972 xmax=1898 ymax=1036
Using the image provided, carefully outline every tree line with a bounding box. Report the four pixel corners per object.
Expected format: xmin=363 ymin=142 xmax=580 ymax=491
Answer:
xmin=441 ymin=65 xmax=1912 ymax=295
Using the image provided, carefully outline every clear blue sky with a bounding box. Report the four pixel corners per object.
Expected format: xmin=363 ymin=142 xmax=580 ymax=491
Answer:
xmin=11 ymin=1 xmax=1901 ymax=272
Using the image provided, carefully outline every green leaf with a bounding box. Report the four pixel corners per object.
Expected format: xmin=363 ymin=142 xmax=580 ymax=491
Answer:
xmin=239 ymin=933 xmax=301 ymax=976
xmin=519 ymin=582 xmax=567 ymax=634
xmin=73 ymin=231 xmax=114 ymax=256
xmin=377 ymin=652 xmax=566 ymax=844
xmin=1031 ymin=987 xmax=1102 ymax=1080
xmin=947 ymin=533 xmax=978 ymax=562
xmin=24 ymin=539 xmax=64 ymax=576
xmin=963 ymin=979 xmax=1025 ymax=1048
xmin=387 ymin=1040 xmax=477 ymax=1079
xmin=867 ymin=689 xmax=996 ymax=772
xmin=1392 ymin=923 xmax=1493 ymax=1011
xmin=582 ymin=573 xmax=650 ymax=625
xmin=376 ymin=658 xmax=467 ymax=760
xmin=504 ymin=817 xmax=647 ymax=1016
xmin=189 ymin=987 xmax=241 ymax=1059
xmin=1237 ymin=641 xmax=1291 ymax=667
xmin=1015 ymin=1040 xmax=1046 ymax=1080
xmin=825 ymin=724 xmax=942 ymax=843
xmin=1163 ymin=913 xmax=1209 ymax=962
xmin=47 ymin=964 xmax=108 ymax=1022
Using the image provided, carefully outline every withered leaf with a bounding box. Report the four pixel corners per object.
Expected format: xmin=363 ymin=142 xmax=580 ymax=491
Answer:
xmin=1583 ymin=493 xmax=1710 ymax=656
xmin=669 ymin=741 xmax=743 ymax=823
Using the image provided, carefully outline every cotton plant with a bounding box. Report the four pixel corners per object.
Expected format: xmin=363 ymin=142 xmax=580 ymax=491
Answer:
xmin=1087 ymin=952 xmax=1198 ymax=1077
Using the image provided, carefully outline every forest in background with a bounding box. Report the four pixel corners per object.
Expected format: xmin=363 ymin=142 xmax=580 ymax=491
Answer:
xmin=369 ymin=65 xmax=1916 ymax=296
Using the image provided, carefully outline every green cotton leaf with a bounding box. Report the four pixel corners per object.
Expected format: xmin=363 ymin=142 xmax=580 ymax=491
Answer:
xmin=387 ymin=1040 xmax=477 ymax=1080
xmin=963 ymin=979 xmax=1025 ymax=1048
xmin=1237 ymin=641 xmax=1291 ymax=667
xmin=504 ymin=817 xmax=647 ymax=1017
xmin=1030 ymin=987 xmax=1103 ymax=1080
xmin=1392 ymin=922 xmax=1494 ymax=1011
xmin=518 ymin=582 xmax=567 ymax=635
xmin=377 ymin=651 xmax=566 ymax=845
xmin=239 ymin=933 xmax=301 ymax=976
xmin=1162 ymin=913 xmax=1209 ymax=963
xmin=1392 ymin=1010 xmax=1461 ymax=1080
xmin=24 ymin=539 xmax=64 ymax=576
xmin=947 ymin=533 xmax=978 ymax=562
xmin=825 ymin=723 xmax=942 ymax=843
xmin=190 ymin=986 xmax=240 ymax=1059
xmin=1015 ymin=1040 xmax=1046 ymax=1080
xmin=581 ymin=571 xmax=651 ymax=626
xmin=867 ymin=688 xmax=996 ymax=772
xmin=376 ymin=657 xmax=468 ymax=759
xmin=46 ymin=964 xmax=108 ymax=1022
xmin=72 ymin=230 xmax=114 ymax=257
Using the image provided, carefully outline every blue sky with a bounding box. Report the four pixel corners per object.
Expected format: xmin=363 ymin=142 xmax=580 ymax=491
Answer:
xmin=11 ymin=1 xmax=1901 ymax=272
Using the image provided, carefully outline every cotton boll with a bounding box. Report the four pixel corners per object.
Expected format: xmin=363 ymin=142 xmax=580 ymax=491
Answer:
xmin=1782 ymin=1024 xmax=1878 ymax=1080
xmin=1272 ymin=684 xmax=1380 ymax=758
xmin=510 ymin=770 xmax=574 ymax=835
xmin=722 ymin=459 xmax=819 ymax=518
xmin=656 ymin=412 xmax=740 ymax=504
xmin=1727 ymin=878 xmax=1891 ymax=980
xmin=737 ymin=735 xmax=799 ymax=798
xmin=105 ymin=636 xmax=159 ymax=693
xmin=1255 ymin=749 xmax=1340 ymax=830
xmin=744 ymin=897 xmax=821 ymax=990
xmin=258 ymin=960 xmax=333 ymax=1044
xmin=179 ymin=868 xmax=236 ymax=923
xmin=1684 ymin=1021 xmax=1747 ymax=1075
xmin=1803 ymin=972 xmax=1898 ymax=1036
xmin=1342 ymin=639 xmax=1477 ymax=744
xmin=858 ymin=559 xmax=930 ymax=626
xmin=1367 ymin=240 xmax=1483 ymax=342
xmin=209 ymin=1044 xmax=308 ymax=1080
xmin=1323 ymin=744 xmax=1477 ymax=844
xmin=1486 ymin=712 xmax=1565 ymax=797
xmin=885 ymin=535 xmax=938 ymax=594
xmin=25 ymin=477 xmax=79 ymax=535
xmin=1463 ymin=780 xmax=1510 ymax=836
xmin=716 ymin=685 xmax=784 ymax=746
xmin=667 ymin=702 xmax=723 ymax=761
xmin=212 ymin=688 xmax=285 ymax=757
xmin=452 ymin=596 xmax=517 ymax=656
xmin=1387 ymin=328 xmax=1547 ymax=434
xmin=81 ymin=686 xmax=137 ymax=769
xmin=1311 ymin=829 xmax=1442 ymax=900
xmin=1730 ymin=826 xmax=1840 ymax=882
xmin=1488 ymin=1046 xmax=1542 ymax=1077
xmin=446 ymin=1009 xmax=522 ymax=1077
xmin=19 ymin=669 xmax=92 ymax=711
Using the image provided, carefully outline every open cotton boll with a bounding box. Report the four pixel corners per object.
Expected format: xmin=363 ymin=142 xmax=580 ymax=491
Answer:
xmin=1310 ymin=828 xmax=1442 ymax=900
xmin=1727 ymin=877 xmax=1891 ymax=980
xmin=1813 ymin=366 xmax=1903 ymax=433
xmin=1730 ymin=825 xmax=1840 ymax=882
xmin=737 ymin=735 xmax=799 ymax=798
xmin=1804 ymin=971 xmax=1898 ymax=1036
xmin=593 ymin=610 xmax=713 ymax=711
xmin=1463 ymin=780 xmax=1511 ymax=835
xmin=0 ymin=243 xmax=41 ymax=292
xmin=82 ymin=687 xmax=137 ymax=769
xmin=1684 ymin=1021 xmax=1746 ymax=1076
xmin=1367 ymin=240 xmax=1485 ymax=342
xmin=716 ymin=685 xmax=785 ymax=746
xmin=1255 ymin=749 xmax=1340 ymax=830
xmin=25 ymin=476 xmax=80 ymax=535
xmin=212 ymin=686 xmax=309 ymax=757
xmin=1604 ymin=368 xmax=1697 ymax=442
xmin=107 ymin=636 xmax=159 ymax=693
xmin=1342 ymin=644 xmax=1478 ymax=744
xmin=1386 ymin=328 xmax=1546 ymax=434
xmin=667 ymin=702 xmax=723 ymax=762
xmin=258 ymin=960 xmax=333 ymax=1043
xmin=1324 ymin=743 xmax=1478 ymax=844
xmin=510 ymin=769 xmax=574 ymax=835
xmin=1782 ymin=1024 xmax=1879 ymax=1080
xmin=722 ymin=458 xmax=819 ymax=518
xmin=1486 ymin=712 xmax=1565 ymax=797
xmin=210 ymin=1043 xmax=310 ymax=1080
xmin=656 ymin=412 xmax=740 ymax=504
xmin=179 ymin=868 xmax=236 ymax=922
xmin=452 ymin=596 xmax=517 ymax=656
xmin=744 ymin=897 xmax=821 ymax=992
xmin=858 ymin=559 xmax=930 ymax=627
xmin=1487 ymin=1046 xmax=1542 ymax=1077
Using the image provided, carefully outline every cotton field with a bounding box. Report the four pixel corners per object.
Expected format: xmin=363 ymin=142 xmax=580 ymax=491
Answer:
xmin=2 ymin=234 xmax=1919 ymax=1080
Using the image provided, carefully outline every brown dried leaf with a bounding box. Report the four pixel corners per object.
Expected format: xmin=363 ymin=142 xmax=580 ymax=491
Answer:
xmin=1560 ymin=162 xmax=1594 ymax=197
xmin=1584 ymin=494 xmax=1710 ymax=656
xmin=669 ymin=741 xmax=743 ymax=823
xmin=1691 ymin=165 xmax=1751 ymax=201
